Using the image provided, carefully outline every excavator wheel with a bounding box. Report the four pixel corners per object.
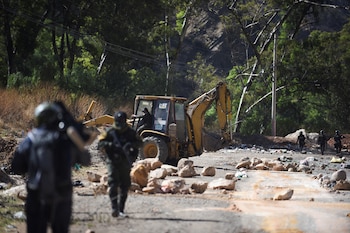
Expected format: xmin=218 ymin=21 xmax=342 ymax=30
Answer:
xmin=140 ymin=136 xmax=168 ymax=163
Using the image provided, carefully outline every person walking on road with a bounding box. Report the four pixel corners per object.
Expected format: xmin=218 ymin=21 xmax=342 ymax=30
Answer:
xmin=334 ymin=130 xmax=344 ymax=154
xmin=297 ymin=131 xmax=306 ymax=151
xmin=98 ymin=111 xmax=142 ymax=218
xmin=317 ymin=130 xmax=329 ymax=155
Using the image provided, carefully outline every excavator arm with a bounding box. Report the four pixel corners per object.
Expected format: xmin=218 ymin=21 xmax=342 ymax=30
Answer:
xmin=186 ymin=82 xmax=232 ymax=155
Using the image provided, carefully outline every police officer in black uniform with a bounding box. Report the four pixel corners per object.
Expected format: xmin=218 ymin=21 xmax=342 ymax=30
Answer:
xmin=334 ymin=130 xmax=344 ymax=154
xmin=98 ymin=111 xmax=142 ymax=217
xmin=12 ymin=101 xmax=91 ymax=233
xmin=317 ymin=130 xmax=329 ymax=155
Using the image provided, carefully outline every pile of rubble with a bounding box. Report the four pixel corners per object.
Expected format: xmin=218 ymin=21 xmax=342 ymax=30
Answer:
xmin=77 ymin=152 xmax=350 ymax=201
xmin=84 ymin=157 xmax=236 ymax=196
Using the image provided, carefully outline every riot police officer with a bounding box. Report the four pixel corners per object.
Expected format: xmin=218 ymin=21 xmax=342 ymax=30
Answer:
xmin=12 ymin=101 xmax=91 ymax=233
xmin=98 ymin=111 xmax=142 ymax=217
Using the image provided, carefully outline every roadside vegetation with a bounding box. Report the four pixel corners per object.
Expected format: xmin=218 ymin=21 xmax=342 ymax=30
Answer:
xmin=0 ymin=85 xmax=108 ymax=134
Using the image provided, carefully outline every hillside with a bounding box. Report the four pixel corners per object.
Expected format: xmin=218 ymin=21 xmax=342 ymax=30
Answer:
xmin=178 ymin=1 xmax=350 ymax=78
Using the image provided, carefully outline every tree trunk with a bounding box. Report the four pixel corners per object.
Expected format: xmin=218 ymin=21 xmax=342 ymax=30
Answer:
xmin=2 ymin=0 xmax=15 ymax=87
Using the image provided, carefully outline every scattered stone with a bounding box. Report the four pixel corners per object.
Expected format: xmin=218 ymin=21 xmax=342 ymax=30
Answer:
xmin=100 ymin=175 xmax=108 ymax=186
xmin=297 ymin=165 xmax=311 ymax=173
xmin=130 ymin=164 xmax=149 ymax=188
xmin=161 ymin=164 xmax=178 ymax=175
xmin=201 ymin=166 xmax=216 ymax=176
xmin=254 ymin=163 xmax=269 ymax=170
xmin=86 ymin=171 xmax=102 ymax=182
xmin=287 ymin=167 xmax=295 ymax=172
xmin=149 ymin=168 xmax=168 ymax=179
xmin=285 ymin=163 xmax=296 ymax=172
xmin=333 ymin=180 xmax=350 ymax=190
xmin=129 ymin=183 xmax=141 ymax=192
xmin=178 ymin=164 xmax=197 ymax=178
xmin=142 ymin=186 xmax=157 ymax=194
xmin=273 ymin=188 xmax=294 ymax=200
xmin=251 ymin=157 xmax=263 ymax=166
xmin=331 ymin=169 xmax=347 ymax=182
xmin=208 ymin=178 xmax=235 ymax=190
xmin=272 ymin=164 xmax=285 ymax=171
xmin=236 ymin=160 xmax=251 ymax=169
xmin=190 ymin=181 xmax=208 ymax=193
xmin=239 ymin=157 xmax=250 ymax=162
xmin=225 ymin=173 xmax=235 ymax=179
xmin=91 ymin=183 xmax=108 ymax=195
xmin=161 ymin=178 xmax=185 ymax=193
xmin=180 ymin=188 xmax=191 ymax=194
xmin=177 ymin=158 xmax=194 ymax=170
xmin=134 ymin=158 xmax=162 ymax=172
xmin=299 ymin=159 xmax=309 ymax=166
xmin=146 ymin=178 xmax=162 ymax=193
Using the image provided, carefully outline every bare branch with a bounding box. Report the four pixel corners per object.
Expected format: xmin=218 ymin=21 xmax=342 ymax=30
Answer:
xmin=253 ymin=10 xmax=278 ymax=45
xmin=259 ymin=3 xmax=297 ymax=54
xmin=298 ymin=0 xmax=350 ymax=10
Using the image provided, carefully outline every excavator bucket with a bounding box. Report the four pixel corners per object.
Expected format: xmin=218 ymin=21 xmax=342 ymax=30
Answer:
xmin=83 ymin=114 xmax=114 ymax=127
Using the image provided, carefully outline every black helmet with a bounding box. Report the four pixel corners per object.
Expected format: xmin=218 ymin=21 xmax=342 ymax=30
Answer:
xmin=335 ymin=130 xmax=340 ymax=134
xmin=34 ymin=102 xmax=62 ymax=128
xmin=114 ymin=111 xmax=127 ymax=129
xmin=320 ymin=130 xmax=324 ymax=134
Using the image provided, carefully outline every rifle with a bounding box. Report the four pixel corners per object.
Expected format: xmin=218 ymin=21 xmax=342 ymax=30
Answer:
xmin=110 ymin=131 xmax=136 ymax=166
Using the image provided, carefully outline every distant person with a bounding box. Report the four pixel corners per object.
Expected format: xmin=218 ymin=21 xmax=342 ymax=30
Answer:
xmin=133 ymin=107 xmax=154 ymax=134
xmin=334 ymin=130 xmax=344 ymax=154
xmin=98 ymin=111 xmax=142 ymax=218
xmin=11 ymin=101 xmax=92 ymax=233
xmin=296 ymin=131 xmax=306 ymax=151
xmin=317 ymin=130 xmax=329 ymax=155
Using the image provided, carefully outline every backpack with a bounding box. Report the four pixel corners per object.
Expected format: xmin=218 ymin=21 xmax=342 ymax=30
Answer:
xmin=27 ymin=129 xmax=59 ymax=203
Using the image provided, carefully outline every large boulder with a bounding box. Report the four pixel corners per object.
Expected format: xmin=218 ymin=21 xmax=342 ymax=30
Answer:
xmin=331 ymin=169 xmax=347 ymax=182
xmin=130 ymin=164 xmax=149 ymax=188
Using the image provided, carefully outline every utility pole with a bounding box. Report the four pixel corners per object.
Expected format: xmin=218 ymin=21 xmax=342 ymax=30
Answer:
xmin=271 ymin=32 xmax=277 ymax=136
xmin=164 ymin=14 xmax=170 ymax=96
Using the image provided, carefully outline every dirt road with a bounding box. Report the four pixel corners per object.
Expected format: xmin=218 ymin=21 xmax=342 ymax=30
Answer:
xmin=5 ymin=143 xmax=350 ymax=233
xmin=66 ymin=148 xmax=350 ymax=233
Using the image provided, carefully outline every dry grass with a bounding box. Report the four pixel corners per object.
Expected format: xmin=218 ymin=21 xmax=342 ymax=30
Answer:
xmin=0 ymin=84 xmax=107 ymax=131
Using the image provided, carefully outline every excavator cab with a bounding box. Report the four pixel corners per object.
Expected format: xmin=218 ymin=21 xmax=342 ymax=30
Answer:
xmin=132 ymin=95 xmax=188 ymax=162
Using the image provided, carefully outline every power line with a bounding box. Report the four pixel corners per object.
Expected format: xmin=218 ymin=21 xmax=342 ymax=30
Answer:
xmin=0 ymin=4 xmax=232 ymax=73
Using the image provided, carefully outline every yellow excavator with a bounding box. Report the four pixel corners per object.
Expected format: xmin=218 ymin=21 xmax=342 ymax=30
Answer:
xmin=83 ymin=81 xmax=232 ymax=163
